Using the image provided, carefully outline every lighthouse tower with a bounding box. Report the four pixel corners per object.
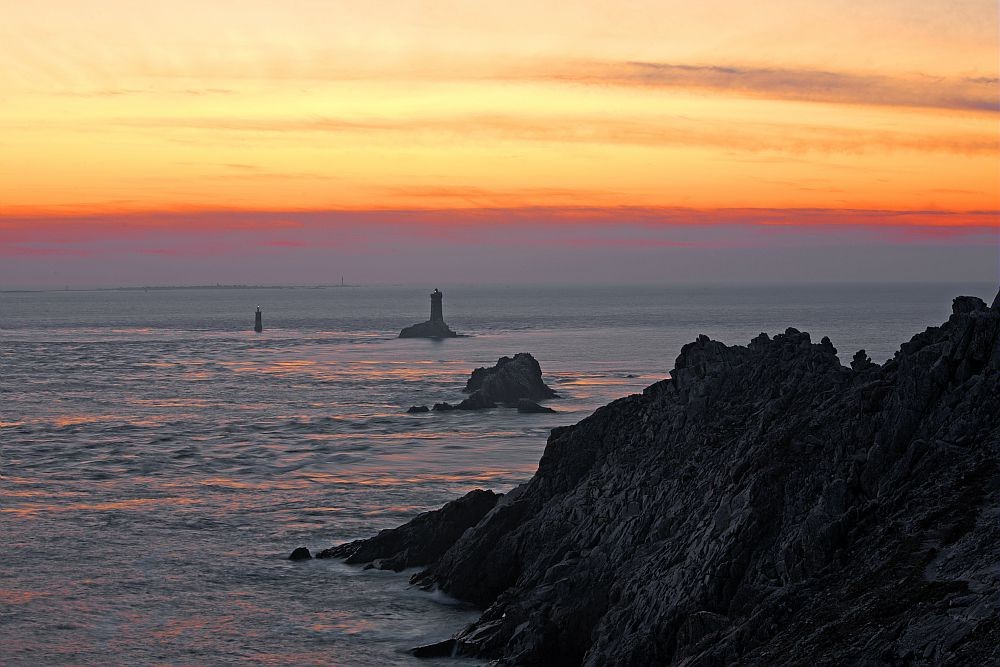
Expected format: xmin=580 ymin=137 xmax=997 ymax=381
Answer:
xmin=430 ymin=289 xmax=444 ymax=323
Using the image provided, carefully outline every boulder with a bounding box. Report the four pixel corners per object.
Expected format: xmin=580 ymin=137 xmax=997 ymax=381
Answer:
xmin=516 ymin=399 xmax=556 ymax=414
xmin=464 ymin=353 xmax=558 ymax=404
xmin=407 ymin=405 xmax=430 ymax=413
xmin=288 ymin=547 xmax=312 ymax=561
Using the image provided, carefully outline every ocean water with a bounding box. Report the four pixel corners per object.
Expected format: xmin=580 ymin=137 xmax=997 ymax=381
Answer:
xmin=0 ymin=282 xmax=994 ymax=665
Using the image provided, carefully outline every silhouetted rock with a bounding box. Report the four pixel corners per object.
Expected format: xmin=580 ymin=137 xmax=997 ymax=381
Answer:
xmin=288 ymin=547 xmax=312 ymax=561
xmin=432 ymin=392 xmax=498 ymax=412
xmin=427 ymin=354 xmax=557 ymax=413
xmin=315 ymin=489 xmax=501 ymax=572
xmin=407 ymin=405 xmax=430 ymax=413
xmin=399 ymin=289 xmax=458 ymax=338
xmin=399 ymin=320 xmax=458 ymax=338
xmin=464 ymin=353 xmax=558 ymax=404
xmin=516 ymin=399 xmax=556 ymax=414
xmin=411 ymin=639 xmax=457 ymax=658
xmin=351 ymin=295 xmax=1000 ymax=665
xmin=850 ymin=348 xmax=875 ymax=371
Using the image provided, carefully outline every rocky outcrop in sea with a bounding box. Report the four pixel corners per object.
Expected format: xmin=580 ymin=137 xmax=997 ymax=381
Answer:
xmin=329 ymin=294 xmax=1000 ymax=665
xmin=412 ymin=353 xmax=559 ymax=412
xmin=400 ymin=288 xmax=459 ymax=338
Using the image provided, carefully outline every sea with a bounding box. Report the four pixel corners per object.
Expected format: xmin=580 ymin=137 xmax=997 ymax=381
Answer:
xmin=1 ymin=282 xmax=994 ymax=666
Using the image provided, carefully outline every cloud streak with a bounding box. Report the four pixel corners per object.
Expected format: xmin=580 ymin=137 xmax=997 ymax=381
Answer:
xmin=108 ymin=112 xmax=999 ymax=156
xmin=538 ymin=61 xmax=1000 ymax=114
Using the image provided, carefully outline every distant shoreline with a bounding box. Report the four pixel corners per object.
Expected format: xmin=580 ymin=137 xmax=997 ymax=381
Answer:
xmin=0 ymin=284 xmax=365 ymax=294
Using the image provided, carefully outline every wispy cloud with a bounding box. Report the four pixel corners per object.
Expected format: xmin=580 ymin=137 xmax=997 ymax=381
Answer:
xmin=536 ymin=61 xmax=1000 ymax=114
xmin=107 ymin=112 xmax=999 ymax=156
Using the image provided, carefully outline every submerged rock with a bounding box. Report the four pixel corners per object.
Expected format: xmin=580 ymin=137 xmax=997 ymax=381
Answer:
xmin=315 ymin=489 xmax=501 ymax=572
xmin=407 ymin=405 xmax=430 ymax=413
xmin=352 ymin=294 xmax=1000 ymax=665
xmin=516 ymin=399 xmax=556 ymax=414
xmin=288 ymin=547 xmax=312 ymax=561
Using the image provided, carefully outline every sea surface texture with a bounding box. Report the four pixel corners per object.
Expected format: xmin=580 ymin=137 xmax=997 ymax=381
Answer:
xmin=0 ymin=283 xmax=992 ymax=665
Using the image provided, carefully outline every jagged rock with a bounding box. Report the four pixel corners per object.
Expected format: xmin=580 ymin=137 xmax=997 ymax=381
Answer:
xmin=428 ymin=354 xmax=557 ymax=412
xmin=851 ymin=349 xmax=875 ymax=371
xmin=464 ymin=353 xmax=558 ymax=404
xmin=516 ymin=399 xmax=556 ymax=414
xmin=315 ymin=489 xmax=501 ymax=572
xmin=380 ymin=296 xmax=1000 ymax=665
xmin=952 ymin=295 xmax=987 ymax=314
xmin=288 ymin=547 xmax=312 ymax=561
xmin=407 ymin=405 xmax=430 ymax=413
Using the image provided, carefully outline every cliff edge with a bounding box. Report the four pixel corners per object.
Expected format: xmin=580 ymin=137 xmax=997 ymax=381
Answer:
xmin=344 ymin=294 xmax=1000 ymax=665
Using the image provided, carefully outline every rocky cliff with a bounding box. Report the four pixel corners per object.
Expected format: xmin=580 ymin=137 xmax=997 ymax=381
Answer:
xmin=338 ymin=295 xmax=1000 ymax=665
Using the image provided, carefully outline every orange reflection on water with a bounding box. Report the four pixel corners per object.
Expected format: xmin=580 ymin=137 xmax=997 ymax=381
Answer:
xmin=51 ymin=414 xmax=111 ymax=427
xmin=198 ymin=476 xmax=311 ymax=491
xmin=0 ymin=589 xmax=47 ymax=605
xmin=311 ymin=611 xmax=375 ymax=635
xmin=308 ymin=468 xmax=523 ymax=487
xmin=1 ymin=496 xmax=198 ymax=518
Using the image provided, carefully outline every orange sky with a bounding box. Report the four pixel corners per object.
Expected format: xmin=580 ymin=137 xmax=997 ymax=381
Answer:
xmin=0 ymin=1 xmax=997 ymax=285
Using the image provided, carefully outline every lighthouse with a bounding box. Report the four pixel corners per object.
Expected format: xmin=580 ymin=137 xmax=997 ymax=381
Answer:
xmin=254 ymin=306 xmax=263 ymax=333
xmin=430 ymin=288 xmax=444 ymax=323
xmin=399 ymin=288 xmax=458 ymax=338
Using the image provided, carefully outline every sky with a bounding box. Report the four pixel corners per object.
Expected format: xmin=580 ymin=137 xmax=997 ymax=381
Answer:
xmin=0 ymin=0 xmax=997 ymax=288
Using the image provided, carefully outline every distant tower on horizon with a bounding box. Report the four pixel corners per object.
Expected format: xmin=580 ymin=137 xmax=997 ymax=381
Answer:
xmin=254 ymin=306 xmax=263 ymax=333
xmin=430 ymin=288 xmax=444 ymax=323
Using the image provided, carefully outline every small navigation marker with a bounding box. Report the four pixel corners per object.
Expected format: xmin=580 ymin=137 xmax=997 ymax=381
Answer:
xmin=254 ymin=306 xmax=263 ymax=333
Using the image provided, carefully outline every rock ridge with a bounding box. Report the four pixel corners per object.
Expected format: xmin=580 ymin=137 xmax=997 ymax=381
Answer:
xmin=332 ymin=293 xmax=1000 ymax=665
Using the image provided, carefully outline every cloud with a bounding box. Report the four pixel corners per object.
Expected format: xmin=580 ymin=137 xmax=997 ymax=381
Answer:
xmin=541 ymin=61 xmax=999 ymax=114
xmin=108 ymin=112 xmax=999 ymax=156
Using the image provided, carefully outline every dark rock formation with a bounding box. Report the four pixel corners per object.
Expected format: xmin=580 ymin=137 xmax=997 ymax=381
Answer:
xmin=288 ymin=547 xmax=312 ymax=561
xmin=400 ymin=289 xmax=458 ymax=338
xmin=426 ymin=353 xmax=558 ymax=412
xmin=381 ymin=294 xmax=1000 ymax=665
xmin=851 ymin=348 xmax=876 ymax=371
xmin=407 ymin=405 xmax=430 ymax=413
xmin=316 ymin=489 xmax=501 ymax=572
xmin=516 ymin=399 xmax=556 ymax=414
xmin=464 ymin=353 xmax=558 ymax=404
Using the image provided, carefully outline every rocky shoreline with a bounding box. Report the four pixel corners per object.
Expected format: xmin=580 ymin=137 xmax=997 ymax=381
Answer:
xmin=308 ymin=293 xmax=1000 ymax=665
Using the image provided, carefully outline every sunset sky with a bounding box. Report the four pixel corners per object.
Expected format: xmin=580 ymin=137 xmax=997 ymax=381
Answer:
xmin=1 ymin=0 xmax=997 ymax=287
